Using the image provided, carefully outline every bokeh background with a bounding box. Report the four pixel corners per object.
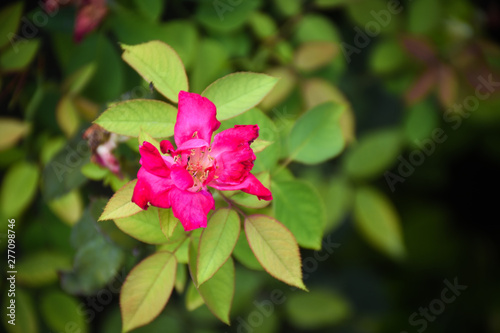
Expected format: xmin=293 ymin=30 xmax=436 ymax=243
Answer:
xmin=1 ymin=0 xmax=500 ymax=332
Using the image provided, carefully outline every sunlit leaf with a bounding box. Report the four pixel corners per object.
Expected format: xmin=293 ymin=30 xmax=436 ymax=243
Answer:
xmin=294 ymin=42 xmax=338 ymax=72
xmin=158 ymin=208 xmax=180 ymax=240
xmin=56 ymin=95 xmax=80 ymax=138
xmin=95 ymin=99 xmax=177 ymax=138
xmin=0 ymin=118 xmax=30 ymax=151
xmin=245 ymin=215 xmax=306 ymax=290
xmin=273 ymin=180 xmax=325 ymax=249
xmin=121 ymin=40 xmax=188 ymax=103
xmin=202 ymin=72 xmax=279 ymax=120
xmin=48 ymin=190 xmax=83 ymax=226
xmin=288 ymin=102 xmax=345 ymax=164
xmin=197 ymin=209 xmax=240 ymax=285
xmin=232 ymin=231 xmax=263 ymax=271
xmin=99 ymin=180 xmax=143 ymax=221
xmin=121 ymin=251 xmax=177 ymax=332
xmin=114 ymin=207 xmax=169 ymax=244
xmin=0 ymin=162 xmax=39 ymax=217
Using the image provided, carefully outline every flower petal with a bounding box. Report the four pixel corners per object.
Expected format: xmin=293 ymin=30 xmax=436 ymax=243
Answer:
xmin=139 ymin=141 xmax=171 ymax=177
xmin=169 ymin=188 xmax=215 ymax=231
xmin=211 ymin=125 xmax=259 ymax=157
xmin=176 ymin=138 xmax=209 ymax=152
xmin=132 ymin=168 xmax=174 ymax=209
xmin=174 ymin=91 xmax=220 ymax=146
xmin=160 ymin=140 xmax=175 ymax=154
xmin=214 ymin=147 xmax=255 ymax=184
xmin=209 ymin=173 xmax=273 ymax=201
xmin=171 ymin=165 xmax=194 ymax=190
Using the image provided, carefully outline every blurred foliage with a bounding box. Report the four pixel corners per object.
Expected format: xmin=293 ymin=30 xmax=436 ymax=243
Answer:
xmin=1 ymin=0 xmax=499 ymax=332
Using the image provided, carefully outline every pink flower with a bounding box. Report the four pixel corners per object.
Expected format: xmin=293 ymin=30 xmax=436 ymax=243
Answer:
xmin=132 ymin=91 xmax=273 ymax=231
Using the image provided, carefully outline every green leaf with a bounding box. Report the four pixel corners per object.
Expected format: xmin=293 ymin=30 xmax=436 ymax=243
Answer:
xmin=0 ymin=118 xmax=30 ymax=151
xmin=232 ymin=231 xmax=263 ymax=270
xmin=158 ymin=208 xmax=180 ymax=240
xmin=288 ymin=101 xmax=345 ymax=164
xmin=196 ymin=0 xmax=260 ymax=32
xmin=354 ymin=187 xmax=405 ymax=259
xmin=408 ymin=0 xmax=441 ymax=34
xmin=40 ymin=290 xmax=88 ymax=333
xmin=81 ymin=162 xmax=109 ymax=180
xmin=121 ymin=40 xmax=188 ymax=103
xmin=344 ymin=128 xmax=403 ymax=180
xmin=294 ymin=14 xmax=342 ymax=43
xmin=294 ymin=42 xmax=338 ymax=72
xmin=198 ymin=258 xmax=235 ymax=325
xmin=190 ymin=38 xmax=228 ymax=94
xmin=245 ymin=215 xmax=306 ymax=290
xmin=347 ymin=0 xmax=401 ymax=34
xmin=197 ymin=209 xmax=240 ymax=286
xmin=249 ymin=12 xmax=277 ymax=39
xmin=120 ymin=251 xmax=177 ymax=332
xmin=63 ymin=63 xmax=97 ymax=95
xmin=251 ymin=139 xmax=273 ymax=153
xmin=185 ymin=282 xmax=204 ymax=311
xmin=0 ymin=162 xmax=39 ymax=217
xmin=202 ymin=72 xmax=279 ymax=121
xmin=285 ymin=289 xmax=351 ymax=329
xmin=42 ymin=135 xmax=89 ymax=201
xmin=95 ymin=99 xmax=177 ymax=138
xmin=48 ymin=190 xmax=83 ymax=226
xmin=133 ymin=0 xmax=165 ymax=21
xmin=404 ymin=100 xmax=439 ymax=146
xmin=2 ymin=288 xmax=38 ymax=333
xmin=114 ymin=207 xmax=169 ymax=244
xmin=61 ymin=237 xmax=124 ymax=295
xmin=56 ymin=95 xmax=80 ymax=138
xmin=0 ymin=2 xmax=23 ymax=49
xmin=324 ymin=177 xmax=353 ymax=233
xmin=274 ymin=0 xmax=302 ymax=16
xmin=230 ymin=172 xmax=272 ymax=209
xmin=370 ymin=39 xmax=406 ymax=75
xmin=272 ymin=180 xmax=325 ymax=249
xmin=99 ymin=180 xmax=143 ymax=221
xmin=16 ymin=252 xmax=72 ymax=287
xmin=139 ymin=128 xmax=161 ymax=151
xmin=175 ymin=263 xmax=187 ymax=293
xmin=161 ymin=20 xmax=199 ymax=69
xmin=0 ymin=39 xmax=40 ymax=72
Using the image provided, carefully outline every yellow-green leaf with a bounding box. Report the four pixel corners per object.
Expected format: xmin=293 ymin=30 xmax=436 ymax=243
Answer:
xmin=197 ymin=209 xmax=240 ymax=285
xmin=95 ymin=99 xmax=177 ymax=138
xmin=0 ymin=162 xmax=39 ymax=217
xmin=202 ymin=72 xmax=279 ymax=120
xmin=121 ymin=40 xmax=188 ymax=103
xmin=354 ymin=187 xmax=405 ymax=260
xmin=48 ymin=190 xmax=83 ymax=226
xmin=114 ymin=207 xmax=169 ymax=244
xmin=99 ymin=179 xmax=142 ymax=221
xmin=245 ymin=215 xmax=306 ymax=290
xmin=0 ymin=118 xmax=30 ymax=151
xmin=120 ymin=251 xmax=177 ymax=332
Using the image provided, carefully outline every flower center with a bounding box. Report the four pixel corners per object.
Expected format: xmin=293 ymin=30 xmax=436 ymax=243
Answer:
xmin=186 ymin=147 xmax=215 ymax=191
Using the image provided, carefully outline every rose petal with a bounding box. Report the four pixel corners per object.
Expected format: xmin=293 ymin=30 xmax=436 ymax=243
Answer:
xmin=176 ymin=138 xmax=210 ymax=152
xmin=160 ymin=140 xmax=175 ymax=155
xmin=174 ymin=91 xmax=220 ymax=146
xmin=214 ymin=147 xmax=255 ymax=184
xmin=132 ymin=168 xmax=174 ymax=209
xmin=169 ymin=188 xmax=215 ymax=231
xmin=139 ymin=141 xmax=171 ymax=177
xmin=211 ymin=125 xmax=259 ymax=157
xmin=209 ymin=173 xmax=272 ymax=200
xmin=171 ymin=165 xmax=194 ymax=190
